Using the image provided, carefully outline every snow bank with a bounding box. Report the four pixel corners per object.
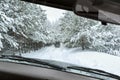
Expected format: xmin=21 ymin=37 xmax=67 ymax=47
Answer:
xmin=22 ymin=45 xmax=120 ymax=76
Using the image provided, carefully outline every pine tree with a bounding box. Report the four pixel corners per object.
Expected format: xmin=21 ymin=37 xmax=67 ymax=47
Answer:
xmin=58 ymin=11 xmax=120 ymax=56
xmin=0 ymin=0 xmax=49 ymax=53
xmin=59 ymin=11 xmax=98 ymax=49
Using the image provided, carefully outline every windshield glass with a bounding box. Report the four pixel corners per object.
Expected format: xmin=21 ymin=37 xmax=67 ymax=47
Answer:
xmin=0 ymin=0 xmax=120 ymax=79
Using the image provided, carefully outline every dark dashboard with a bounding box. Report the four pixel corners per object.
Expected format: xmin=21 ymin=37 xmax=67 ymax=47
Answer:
xmin=0 ymin=61 xmax=98 ymax=80
xmin=21 ymin=0 xmax=75 ymax=11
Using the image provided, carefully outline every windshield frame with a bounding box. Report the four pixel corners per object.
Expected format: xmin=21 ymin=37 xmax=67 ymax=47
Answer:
xmin=1 ymin=0 xmax=120 ymax=79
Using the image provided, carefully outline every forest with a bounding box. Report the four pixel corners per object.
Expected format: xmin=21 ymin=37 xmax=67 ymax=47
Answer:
xmin=0 ymin=0 xmax=120 ymax=56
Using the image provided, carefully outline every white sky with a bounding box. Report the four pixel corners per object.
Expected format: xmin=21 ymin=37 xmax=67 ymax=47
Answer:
xmin=41 ymin=5 xmax=66 ymax=22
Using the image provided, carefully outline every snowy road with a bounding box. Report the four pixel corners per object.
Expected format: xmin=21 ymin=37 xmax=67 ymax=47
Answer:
xmin=22 ymin=45 xmax=120 ymax=76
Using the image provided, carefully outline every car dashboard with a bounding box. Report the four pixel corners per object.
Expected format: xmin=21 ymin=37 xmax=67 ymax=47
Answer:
xmin=0 ymin=61 xmax=99 ymax=80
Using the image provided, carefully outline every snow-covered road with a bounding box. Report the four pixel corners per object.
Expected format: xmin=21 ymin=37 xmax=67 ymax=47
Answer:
xmin=22 ymin=45 xmax=120 ymax=76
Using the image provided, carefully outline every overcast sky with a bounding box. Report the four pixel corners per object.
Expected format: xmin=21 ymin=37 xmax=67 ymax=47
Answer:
xmin=41 ymin=5 xmax=66 ymax=22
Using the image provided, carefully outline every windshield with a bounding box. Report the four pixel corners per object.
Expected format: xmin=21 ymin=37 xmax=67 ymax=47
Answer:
xmin=0 ymin=0 xmax=120 ymax=79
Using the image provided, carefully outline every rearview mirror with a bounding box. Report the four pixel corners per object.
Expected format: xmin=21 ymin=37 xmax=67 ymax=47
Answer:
xmin=74 ymin=0 xmax=120 ymax=25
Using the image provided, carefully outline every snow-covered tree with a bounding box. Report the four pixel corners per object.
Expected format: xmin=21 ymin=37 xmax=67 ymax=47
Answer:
xmin=58 ymin=11 xmax=120 ymax=56
xmin=59 ymin=12 xmax=98 ymax=48
xmin=0 ymin=0 xmax=49 ymax=53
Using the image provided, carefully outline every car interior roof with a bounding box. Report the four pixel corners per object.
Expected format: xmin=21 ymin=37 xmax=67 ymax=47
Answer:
xmin=21 ymin=0 xmax=76 ymax=11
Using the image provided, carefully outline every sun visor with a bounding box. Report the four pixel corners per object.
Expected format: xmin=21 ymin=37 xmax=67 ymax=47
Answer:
xmin=99 ymin=10 xmax=120 ymax=24
xmin=74 ymin=0 xmax=120 ymax=25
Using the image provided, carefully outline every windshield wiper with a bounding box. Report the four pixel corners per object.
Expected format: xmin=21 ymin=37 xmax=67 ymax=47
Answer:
xmin=1 ymin=55 xmax=119 ymax=79
xmin=0 ymin=55 xmax=66 ymax=71
xmin=67 ymin=66 xmax=120 ymax=80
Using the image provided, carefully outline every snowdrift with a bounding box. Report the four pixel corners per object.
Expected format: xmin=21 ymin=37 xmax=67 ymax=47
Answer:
xmin=23 ymin=45 xmax=120 ymax=76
